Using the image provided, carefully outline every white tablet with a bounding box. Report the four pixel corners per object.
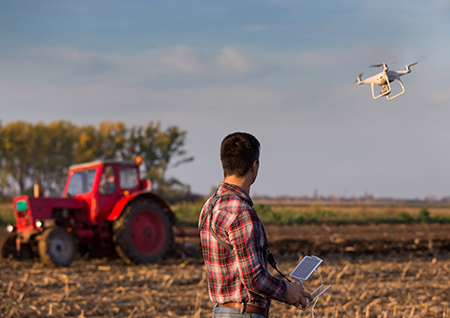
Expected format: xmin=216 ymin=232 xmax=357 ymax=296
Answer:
xmin=289 ymin=256 xmax=323 ymax=281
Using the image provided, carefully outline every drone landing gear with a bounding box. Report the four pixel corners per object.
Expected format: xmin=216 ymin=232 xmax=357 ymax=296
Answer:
xmin=371 ymin=82 xmax=391 ymax=100
xmin=385 ymin=79 xmax=405 ymax=100
xmin=371 ymin=79 xmax=406 ymax=101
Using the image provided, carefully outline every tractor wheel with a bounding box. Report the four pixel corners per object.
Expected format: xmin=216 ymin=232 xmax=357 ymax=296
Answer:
xmin=0 ymin=231 xmax=18 ymax=261
xmin=20 ymin=244 xmax=34 ymax=260
xmin=38 ymin=227 xmax=76 ymax=267
xmin=113 ymin=200 xmax=172 ymax=264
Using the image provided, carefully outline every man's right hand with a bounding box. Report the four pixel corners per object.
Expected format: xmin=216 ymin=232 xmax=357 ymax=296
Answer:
xmin=284 ymin=282 xmax=313 ymax=309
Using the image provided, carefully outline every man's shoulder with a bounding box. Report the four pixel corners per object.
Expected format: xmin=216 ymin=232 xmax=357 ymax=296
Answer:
xmin=217 ymin=192 xmax=251 ymax=212
xmin=217 ymin=182 xmax=253 ymax=206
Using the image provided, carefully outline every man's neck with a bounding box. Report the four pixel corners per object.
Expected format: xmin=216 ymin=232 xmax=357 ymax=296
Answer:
xmin=224 ymin=175 xmax=252 ymax=195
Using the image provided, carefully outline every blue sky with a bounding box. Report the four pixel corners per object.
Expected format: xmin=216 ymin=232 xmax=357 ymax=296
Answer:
xmin=1 ymin=1 xmax=450 ymax=199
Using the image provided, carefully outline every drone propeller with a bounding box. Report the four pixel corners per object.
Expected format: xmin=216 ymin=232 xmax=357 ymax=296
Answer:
xmin=370 ymin=63 xmax=388 ymax=69
xmin=355 ymin=73 xmax=364 ymax=83
xmin=407 ymin=62 xmax=419 ymax=68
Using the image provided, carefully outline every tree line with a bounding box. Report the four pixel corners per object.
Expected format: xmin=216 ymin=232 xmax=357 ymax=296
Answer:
xmin=0 ymin=120 xmax=194 ymax=199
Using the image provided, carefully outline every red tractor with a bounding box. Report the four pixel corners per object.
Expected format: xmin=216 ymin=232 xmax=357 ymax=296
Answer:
xmin=0 ymin=158 xmax=179 ymax=267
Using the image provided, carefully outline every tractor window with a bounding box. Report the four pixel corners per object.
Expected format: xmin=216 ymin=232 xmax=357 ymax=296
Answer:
xmin=67 ymin=168 xmax=97 ymax=196
xmin=120 ymin=167 xmax=139 ymax=189
xmin=99 ymin=166 xmax=116 ymax=194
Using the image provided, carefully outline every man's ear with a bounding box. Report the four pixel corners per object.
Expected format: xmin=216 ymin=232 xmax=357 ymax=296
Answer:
xmin=252 ymin=160 xmax=259 ymax=172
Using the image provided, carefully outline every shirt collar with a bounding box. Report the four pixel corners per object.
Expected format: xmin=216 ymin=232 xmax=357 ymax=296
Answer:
xmin=218 ymin=181 xmax=253 ymax=207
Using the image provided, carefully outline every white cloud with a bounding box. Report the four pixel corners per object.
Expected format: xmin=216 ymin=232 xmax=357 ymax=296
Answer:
xmin=1 ymin=48 xmax=114 ymax=78
xmin=0 ymin=44 xmax=284 ymax=119
xmin=159 ymin=46 xmax=205 ymax=74
xmin=216 ymin=47 xmax=252 ymax=74
xmin=1 ymin=45 xmax=262 ymax=90
xmin=132 ymin=46 xmax=256 ymax=78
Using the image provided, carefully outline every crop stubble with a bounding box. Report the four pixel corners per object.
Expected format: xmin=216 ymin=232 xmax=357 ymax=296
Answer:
xmin=1 ymin=223 xmax=450 ymax=318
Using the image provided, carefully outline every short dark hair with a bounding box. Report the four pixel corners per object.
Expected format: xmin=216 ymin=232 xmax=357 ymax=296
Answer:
xmin=220 ymin=132 xmax=260 ymax=177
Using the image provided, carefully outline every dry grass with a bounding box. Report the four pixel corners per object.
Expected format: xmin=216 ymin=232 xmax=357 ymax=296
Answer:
xmin=1 ymin=254 xmax=449 ymax=318
xmin=271 ymin=256 xmax=450 ymax=318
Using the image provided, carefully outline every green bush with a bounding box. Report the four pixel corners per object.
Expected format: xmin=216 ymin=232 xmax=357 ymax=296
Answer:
xmin=0 ymin=205 xmax=15 ymax=228
xmin=434 ymin=214 xmax=450 ymax=224
xmin=416 ymin=208 xmax=432 ymax=224
xmin=254 ymin=204 xmax=281 ymax=224
xmin=395 ymin=212 xmax=413 ymax=223
xmin=293 ymin=214 xmax=305 ymax=224
xmin=312 ymin=207 xmax=337 ymax=222
xmin=173 ymin=200 xmax=206 ymax=226
xmin=171 ymin=201 xmax=450 ymax=226
xmin=0 ymin=214 xmax=14 ymax=228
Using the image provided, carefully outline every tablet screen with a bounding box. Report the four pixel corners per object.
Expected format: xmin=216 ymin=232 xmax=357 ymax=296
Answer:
xmin=289 ymin=256 xmax=322 ymax=281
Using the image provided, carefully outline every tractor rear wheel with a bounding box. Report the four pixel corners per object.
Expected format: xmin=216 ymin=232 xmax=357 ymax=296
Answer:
xmin=38 ymin=227 xmax=76 ymax=267
xmin=113 ymin=200 xmax=172 ymax=264
xmin=0 ymin=231 xmax=18 ymax=261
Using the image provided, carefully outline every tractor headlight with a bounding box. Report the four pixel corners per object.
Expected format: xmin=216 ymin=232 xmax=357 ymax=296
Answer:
xmin=6 ymin=224 xmax=15 ymax=233
xmin=35 ymin=219 xmax=43 ymax=229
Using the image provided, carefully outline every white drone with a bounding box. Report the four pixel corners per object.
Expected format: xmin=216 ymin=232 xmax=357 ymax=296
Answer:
xmin=356 ymin=62 xmax=418 ymax=100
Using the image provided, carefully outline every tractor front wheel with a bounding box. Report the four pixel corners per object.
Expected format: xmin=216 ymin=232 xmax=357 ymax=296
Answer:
xmin=38 ymin=227 xmax=76 ymax=267
xmin=113 ymin=201 xmax=172 ymax=264
xmin=0 ymin=231 xmax=19 ymax=261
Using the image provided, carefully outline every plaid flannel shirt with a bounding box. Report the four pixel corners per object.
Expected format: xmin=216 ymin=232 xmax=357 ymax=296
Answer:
xmin=199 ymin=182 xmax=288 ymax=309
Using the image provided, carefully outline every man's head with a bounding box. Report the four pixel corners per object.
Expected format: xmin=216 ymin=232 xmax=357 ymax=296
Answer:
xmin=104 ymin=165 xmax=115 ymax=178
xmin=220 ymin=132 xmax=260 ymax=178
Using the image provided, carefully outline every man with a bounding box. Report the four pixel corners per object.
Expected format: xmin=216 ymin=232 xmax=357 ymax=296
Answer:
xmin=99 ymin=165 xmax=116 ymax=194
xmin=199 ymin=132 xmax=312 ymax=317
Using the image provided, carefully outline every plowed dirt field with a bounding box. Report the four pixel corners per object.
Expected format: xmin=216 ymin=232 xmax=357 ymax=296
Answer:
xmin=1 ymin=223 xmax=450 ymax=318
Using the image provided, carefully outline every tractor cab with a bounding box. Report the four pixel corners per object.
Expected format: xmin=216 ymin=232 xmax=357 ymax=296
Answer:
xmin=63 ymin=160 xmax=149 ymax=223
